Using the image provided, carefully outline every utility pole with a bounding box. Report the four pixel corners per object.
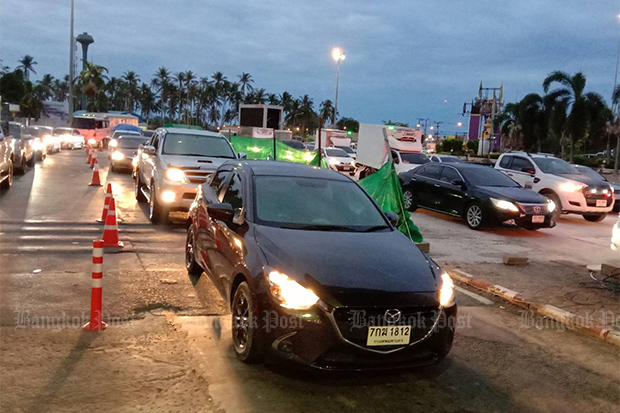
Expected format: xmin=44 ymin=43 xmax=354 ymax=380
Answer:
xmin=433 ymin=121 xmax=443 ymax=139
xmin=417 ymin=118 xmax=430 ymax=136
xmin=68 ymin=0 xmax=75 ymax=121
xmin=613 ymin=39 xmax=620 ymax=173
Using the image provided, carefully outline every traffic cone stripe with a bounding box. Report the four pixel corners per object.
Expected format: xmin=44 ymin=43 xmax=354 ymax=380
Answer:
xmin=93 ymin=263 xmax=103 ymax=273
xmin=92 ymin=278 xmax=102 ymax=288
xmin=101 ymin=197 xmax=124 ymax=248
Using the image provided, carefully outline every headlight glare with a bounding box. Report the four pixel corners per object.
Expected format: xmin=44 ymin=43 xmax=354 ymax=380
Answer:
xmin=165 ymin=168 xmax=186 ymax=183
xmin=267 ymin=270 xmax=319 ymax=310
xmin=439 ymin=272 xmax=455 ymax=307
xmin=560 ymin=182 xmax=585 ymax=192
xmin=491 ymin=198 xmax=519 ymax=212
xmin=111 ymin=151 xmax=125 ymax=161
xmin=547 ymin=200 xmax=556 ymax=212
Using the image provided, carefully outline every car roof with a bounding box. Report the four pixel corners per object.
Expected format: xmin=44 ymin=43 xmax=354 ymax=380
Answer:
xmin=232 ymin=160 xmax=351 ymax=181
xmin=442 ymin=162 xmax=495 ymax=172
xmin=159 ymin=127 xmax=224 ymax=138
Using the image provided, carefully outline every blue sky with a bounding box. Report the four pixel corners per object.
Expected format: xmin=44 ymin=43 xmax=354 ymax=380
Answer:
xmin=1 ymin=0 xmax=619 ymax=133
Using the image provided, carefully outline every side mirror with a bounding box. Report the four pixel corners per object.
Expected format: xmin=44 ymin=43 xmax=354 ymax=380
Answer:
xmin=451 ymin=179 xmax=466 ymax=188
xmin=521 ymin=167 xmax=535 ymax=175
xmin=142 ymin=145 xmax=156 ymax=155
xmin=238 ymin=152 xmax=247 ymax=159
xmin=207 ymin=202 xmax=234 ymax=223
xmin=384 ymin=211 xmax=399 ymax=227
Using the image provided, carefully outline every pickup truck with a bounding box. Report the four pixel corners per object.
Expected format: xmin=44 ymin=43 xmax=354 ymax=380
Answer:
xmin=134 ymin=127 xmax=243 ymax=223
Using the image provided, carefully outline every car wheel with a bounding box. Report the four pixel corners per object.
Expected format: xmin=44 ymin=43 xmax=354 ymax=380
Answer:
xmin=231 ymin=282 xmax=264 ymax=363
xmin=402 ymin=188 xmax=417 ymax=211
xmin=583 ymin=213 xmax=606 ymax=223
xmin=26 ymin=153 xmax=35 ymax=167
xmin=544 ymin=192 xmax=562 ymax=221
xmin=1 ymin=159 xmax=13 ymax=189
xmin=465 ymin=202 xmax=485 ymax=230
xmin=135 ymin=173 xmax=147 ymax=203
xmin=185 ymin=227 xmax=202 ymax=276
xmin=149 ymin=184 xmax=167 ymax=224
xmin=15 ymin=156 xmax=26 ymax=175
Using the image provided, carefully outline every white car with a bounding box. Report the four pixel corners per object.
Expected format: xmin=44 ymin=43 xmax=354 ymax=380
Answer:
xmin=54 ymin=127 xmax=84 ymax=149
xmin=392 ymin=150 xmax=431 ymax=175
xmin=495 ymin=152 xmax=613 ymax=222
xmin=332 ymin=145 xmax=356 ymax=160
xmin=321 ymin=147 xmax=356 ymax=175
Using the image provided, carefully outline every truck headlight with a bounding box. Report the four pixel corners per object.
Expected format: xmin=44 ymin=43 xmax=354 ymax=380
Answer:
xmin=267 ymin=269 xmax=319 ymax=310
xmin=491 ymin=198 xmax=519 ymax=212
xmin=439 ymin=272 xmax=455 ymax=307
xmin=111 ymin=151 xmax=125 ymax=161
xmin=560 ymin=182 xmax=585 ymax=192
xmin=547 ymin=200 xmax=556 ymax=212
xmin=165 ymin=168 xmax=187 ymax=183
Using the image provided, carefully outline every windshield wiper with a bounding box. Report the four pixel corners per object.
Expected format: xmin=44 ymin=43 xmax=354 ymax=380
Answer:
xmin=361 ymin=225 xmax=390 ymax=232
xmin=290 ymin=224 xmax=358 ymax=232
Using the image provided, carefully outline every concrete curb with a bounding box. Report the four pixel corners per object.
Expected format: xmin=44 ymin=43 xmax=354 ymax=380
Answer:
xmin=447 ymin=268 xmax=620 ymax=348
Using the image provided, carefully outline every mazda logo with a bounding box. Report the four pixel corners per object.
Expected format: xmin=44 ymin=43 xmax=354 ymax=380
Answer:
xmin=384 ymin=309 xmax=402 ymax=324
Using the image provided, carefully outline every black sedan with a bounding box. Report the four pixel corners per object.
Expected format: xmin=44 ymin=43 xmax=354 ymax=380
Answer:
xmin=400 ymin=163 xmax=556 ymax=230
xmin=108 ymin=135 xmax=148 ymax=172
xmin=187 ymin=161 xmax=456 ymax=370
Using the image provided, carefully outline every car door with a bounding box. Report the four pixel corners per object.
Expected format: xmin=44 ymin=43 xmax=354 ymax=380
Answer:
xmin=141 ymin=133 xmax=159 ymax=184
xmin=506 ymin=156 xmax=535 ymax=189
xmin=437 ymin=166 xmax=466 ymax=215
xmin=414 ymin=164 xmax=443 ymax=209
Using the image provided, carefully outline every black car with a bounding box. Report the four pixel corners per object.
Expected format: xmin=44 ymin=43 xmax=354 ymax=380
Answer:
xmin=187 ymin=161 xmax=456 ymax=370
xmin=400 ymin=163 xmax=556 ymax=230
xmin=109 ymin=135 xmax=147 ymax=172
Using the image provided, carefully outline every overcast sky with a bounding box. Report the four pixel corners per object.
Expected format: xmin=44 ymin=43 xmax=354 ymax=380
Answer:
xmin=1 ymin=0 xmax=619 ymax=132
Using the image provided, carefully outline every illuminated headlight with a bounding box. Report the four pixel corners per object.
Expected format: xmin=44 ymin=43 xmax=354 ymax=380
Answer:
xmin=328 ymin=158 xmax=341 ymax=166
xmin=439 ymin=272 xmax=455 ymax=307
xmin=111 ymin=151 xmax=125 ymax=161
xmin=267 ymin=269 xmax=319 ymax=310
xmin=165 ymin=168 xmax=187 ymax=183
xmin=109 ymin=139 xmax=118 ymax=148
xmin=132 ymin=156 xmax=139 ymax=168
xmin=547 ymin=200 xmax=556 ymax=213
xmin=350 ymin=160 xmax=356 ymax=167
xmin=491 ymin=198 xmax=519 ymax=212
xmin=88 ymin=138 xmax=97 ymax=145
xmin=560 ymin=182 xmax=585 ymax=192
xmin=42 ymin=134 xmax=52 ymax=144
xmin=33 ymin=139 xmax=44 ymax=151
xmin=161 ymin=190 xmax=176 ymax=203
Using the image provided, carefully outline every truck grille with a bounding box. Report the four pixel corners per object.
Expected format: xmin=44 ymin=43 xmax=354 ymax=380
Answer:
xmin=177 ymin=167 xmax=212 ymax=185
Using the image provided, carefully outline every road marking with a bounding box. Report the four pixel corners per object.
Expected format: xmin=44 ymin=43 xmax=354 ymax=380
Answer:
xmin=455 ymin=285 xmax=494 ymax=305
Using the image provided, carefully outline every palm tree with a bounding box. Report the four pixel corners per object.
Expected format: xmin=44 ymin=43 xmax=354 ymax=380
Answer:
xmin=174 ymin=72 xmax=187 ymax=121
xmin=139 ymin=83 xmax=158 ymax=120
xmin=299 ymin=95 xmax=315 ymax=135
xmin=152 ymin=67 xmax=171 ymax=120
xmin=267 ymin=93 xmax=280 ymax=105
xmin=238 ymin=72 xmax=254 ymax=96
xmin=285 ymin=98 xmax=302 ymax=130
xmin=79 ymin=62 xmax=108 ymax=110
xmin=52 ymin=76 xmax=70 ymax=101
xmin=122 ymin=71 xmax=141 ymax=112
xmin=17 ymin=55 xmax=37 ymax=80
xmin=543 ymin=71 xmax=606 ymax=161
xmin=319 ymin=99 xmax=335 ymax=126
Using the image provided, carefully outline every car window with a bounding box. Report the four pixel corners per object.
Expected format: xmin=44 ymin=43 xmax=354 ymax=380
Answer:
xmin=209 ymin=169 xmax=232 ymax=200
xmin=509 ymin=157 xmax=534 ymax=172
xmin=325 ymin=148 xmax=348 ymax=157
xmin=461 ymin=166 xmax=520 ymax=187
xmin=400 ymin=152 xmax=430 ymax=164
xmin=499 ymin=155 xmax=512 ymax=169
xmin=152 ymin=134 xmax=160 ymax=150
xmin=222 ymin=173 xmax=243 ymax=211
xmin=532 ymin=157 xmax=579 ymax=174
xmin=440 ymin=167 xmax=462 ymax=183
xmin=419 ymin=164 xmax=442 ymax=180
xmin=8 ymin=124 xmax=22 ymax=139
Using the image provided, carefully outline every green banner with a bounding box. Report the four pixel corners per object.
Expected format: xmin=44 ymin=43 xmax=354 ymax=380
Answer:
xmin=230 ymin=136 xmax=327 ymax=167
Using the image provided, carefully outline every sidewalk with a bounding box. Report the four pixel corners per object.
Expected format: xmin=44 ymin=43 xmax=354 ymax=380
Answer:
xmin=447 ymin=261 xmax=620 ymax=345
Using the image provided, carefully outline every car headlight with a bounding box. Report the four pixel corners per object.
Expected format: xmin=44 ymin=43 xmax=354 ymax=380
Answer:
xmin=111 ymin=151 xmax=125 ymax=161
xmin=350 ymin=160 xmax=356 ymax=167
xmin=267 ymin=269 xmax=319 ymax=310
xmin=109 ymin=139 xmax=118 ymax=148
xmin=33 ymin=139 xmax=44 ymax=151
xmin=439 ymin=272 xmax=455 ymax=307
xmin=88 ymin=138 xmax=97 ymax=145
xmin=165 ymin=168 xmax=187 ymax=183
xmin=560 ymin=182 xmax=585 ymax=192
xmin=328 ymin=158 xmax=341 ymax=166
xmin=547 ymin=199 xmax=556 ymax=212
xmin=491 ymin=198 xmax=519 ymax=212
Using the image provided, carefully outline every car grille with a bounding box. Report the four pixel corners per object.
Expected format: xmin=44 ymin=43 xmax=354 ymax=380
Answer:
xmin=332 ymin=307 xmax=439 ymax=350
xmin=177 ymin=167 xmax=212 ymax=184
xmin=516 ymin=203 xmax=548 ymax=215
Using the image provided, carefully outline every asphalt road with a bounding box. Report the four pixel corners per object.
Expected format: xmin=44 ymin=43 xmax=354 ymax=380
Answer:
xmin=1 ymin=150 xmax=618 ymax=412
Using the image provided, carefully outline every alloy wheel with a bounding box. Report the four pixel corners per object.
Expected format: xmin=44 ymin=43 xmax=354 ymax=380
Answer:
xmin=403 ymin=190 xmax=413 ymax=209
xmin=467 ymin=205 xmax=482 ymax=228
xmin=232 ymin=292 xmax=250 ymax=352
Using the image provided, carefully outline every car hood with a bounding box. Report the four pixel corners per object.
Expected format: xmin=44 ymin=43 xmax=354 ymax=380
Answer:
xmin=254 ymin=226 xmax=439 ymax=307
xmin=551 ymin=173 xmax=605 ymax=188
xmin=327 ymin=156 xmax=354 ymax=164
xmin=476 ymin=186 xmax=548 ymax=203
xmin=116 ymin=148 xmax=140 ymax=156
xmin=162 ymin=154 xmax=234 ymax=171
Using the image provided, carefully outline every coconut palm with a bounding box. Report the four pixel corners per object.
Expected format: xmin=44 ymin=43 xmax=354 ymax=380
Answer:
xmin=139 ymin=83 xmax=158 ymax=120
xmin=152 ymin=67 xmax=171 ymax=120
xmin=543 ymin=71 xmax=606 ymax=161
xmin=122 ymin=71 xmax=141 ymax=112
xmin=319 ymin=99 xmax=335 ymax=126
xmin=238 ymin=72 xmax=254 ymax=96
xmin=174 ymin=72 xmax=187 ymax=121
xmin=79 ymin=62 xmax=108 ymax=110
xmin=17 ymin=55 xmax=37 ymax=80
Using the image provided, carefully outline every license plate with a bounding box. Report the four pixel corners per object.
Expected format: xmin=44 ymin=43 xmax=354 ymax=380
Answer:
xmin=366 ymin=326 xmax=411 ymax=346
xmin=343 ymin=166 xmax=351 ymax=171
xmin=596 ymin=200 xmax=607 ymax=207
xmin=532 ymin=215 xmax=545 ymax=223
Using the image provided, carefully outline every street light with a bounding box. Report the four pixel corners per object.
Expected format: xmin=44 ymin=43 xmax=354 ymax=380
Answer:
xmin=430 ymin=126 xmax=434 ymax=130
xmin=457 ymin=122 xmax=462 ymax=127
xmin=332 ymin=47 xmax=345 ymax=128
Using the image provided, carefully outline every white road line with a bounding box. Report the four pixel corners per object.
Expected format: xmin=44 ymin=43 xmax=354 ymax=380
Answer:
xmin=455 ymin=285 xmax=494 ymax=305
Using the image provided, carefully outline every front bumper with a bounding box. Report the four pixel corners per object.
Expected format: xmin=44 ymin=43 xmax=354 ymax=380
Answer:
xmin=560 ymin=191 xmax=614 ymax=214
xmin=259 ymin=300 xmax=456 ymax=371
xmin=156 ymin=181 xmax=200 ymax=212
xmin=488 ymin=205 xmax=555 ymax=229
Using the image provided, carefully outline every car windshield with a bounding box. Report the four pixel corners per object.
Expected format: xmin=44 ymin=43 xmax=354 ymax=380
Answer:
xmin=325 ymin=148 xmax=349 ymax=157
xmin=25 ymin=127 xmax=41 ymax=137
xmin=118 ymin=137 xmax=146 ymax=149
xmin=462 ymin=166 xmax=520 ymax=187
xmin=162 ymin=133 xmax=236 ymax=158
xmin=400 ymin=153 xmax=430 ymax=164
xmin=337 ymin=146 xmax=354 ymax=154
xmin=575 ymin=166 xmax=605 ymax=181
xmin=254 ymin=176 xmax=389 ymax=231
xmin=533 ymin=157 xmax=579 ymax=174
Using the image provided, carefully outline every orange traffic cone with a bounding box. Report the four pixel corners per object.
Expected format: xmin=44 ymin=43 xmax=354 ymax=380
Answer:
xmin=101 ymin=197 xmax=123 ymax=248
xmin=90 ymin=151 xmax=97 ymax=168
xmin=89 ymin=158 xmax=102 ymax=186
xmin=97 ymin=184 xmax=113 ymax=223
xmin=83 ymin=240 xmax=107 ymax=331
xmin=87 ymin=147 xmax=92 ymax=164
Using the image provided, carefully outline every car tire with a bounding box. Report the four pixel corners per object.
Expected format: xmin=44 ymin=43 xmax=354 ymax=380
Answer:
xmin=149 ymin=184 xmax=167 ymax=224
xmin=1 ymin=159 xmax=13 ymax=189
xmin=231 ymin=282 xmax=264 ymax=363
xmin=583 ymin=213 xmax=606 ymax=223
xmin=465 ymin=202 xmax=485 ymax=230
xmin=185 ymin=227 xmax=202 ymax=276
xmin=402 ymin=188 xmax=418 ymax=211
xmin=544 ymin=192 xmax=562 ymax=221
xmin=15 ymin=156 xmax=26 ymax=175
xmin=26 ymin=153 xmax=35 ymax=167
xmin=135 ymin=173 xmax=147 ymax=203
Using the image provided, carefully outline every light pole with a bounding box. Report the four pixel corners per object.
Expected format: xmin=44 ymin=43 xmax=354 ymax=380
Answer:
xmin=68 ymin=0 xmax=75 ymax=120
xmin=76 ymin=32 xmax=94 ymax=110
xmin=332 ymin=48 xmax=345 ymax=128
